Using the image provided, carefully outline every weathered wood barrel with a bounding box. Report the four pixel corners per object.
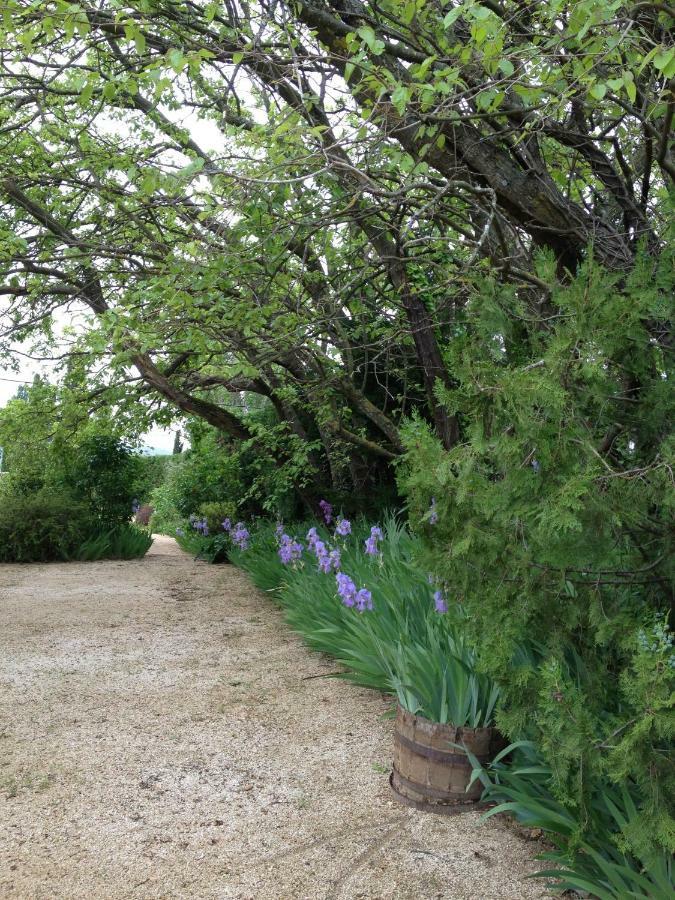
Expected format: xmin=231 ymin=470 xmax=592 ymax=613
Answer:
xmin=391 ymin=705 xmax=499 ymax=814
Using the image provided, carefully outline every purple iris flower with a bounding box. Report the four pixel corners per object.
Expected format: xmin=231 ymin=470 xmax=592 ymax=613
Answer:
xmin=222 ymin=518 xmax=232 ymax=532
xmin=231 ymin=522 xmax=250 ymax=550
xmin=318 ymin=554 xmax=332 ymax=574
xmin=319 ymin=499 xmax=333 ymax=524
xmin=314 ymin=540 xmax=333 ymax=574
xmin=306 ymin=527 xmax=318 ymax=549
xmin=429 ymin=497 xmax=438 ymax=525
xmin=364 ymin=535 xmax=379 ymax=556
xmin=336 ymin=573 xmax=357 ymax=607
xmin=434 ymin=590 xmax=448 ymax=614
xmin=313 ymin=539 xmax=326 ymax=558
xmin=175 ymin=527 xmax=185 ymax=537
xmin=274 ymin=522 xmax=285 ymax=542
xmin=329 ymin=548 xmax=341 ymax=572
xmin=335 ymin=517 xmax=351 ymax=537
xmin=355 ymin=588 xmax=373 ymax=612
xmin=364 ymin=524 xmax=383 ymax=557
xmin=278 ymin=533 xmax=303 ymax=565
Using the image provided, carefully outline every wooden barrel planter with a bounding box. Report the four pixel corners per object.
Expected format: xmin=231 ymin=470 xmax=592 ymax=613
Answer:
xmin=391 ymin=704 xmax=500 ymax=815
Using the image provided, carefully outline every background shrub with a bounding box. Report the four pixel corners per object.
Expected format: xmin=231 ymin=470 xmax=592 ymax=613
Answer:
xmin=130 ymin=454 xmax=172 ymax=506
xmin=0 ymin=486 xmax=94 ymax=562
xmin=58 ymin=434 xmax=139 ymax=530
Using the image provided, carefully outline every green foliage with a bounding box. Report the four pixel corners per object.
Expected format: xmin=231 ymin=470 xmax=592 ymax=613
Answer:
xmin=472 ymin=742 xmax=673 ymax=899
xmin=198 ymin=501 xmax=237 ymax=533
xmin=148 ymin=460 xmax=185 ymax=534
xmin=174 ymin=527 xmax=230 ymax=563
xmin=0 ymin=485 xmax=94 ymax=563
xmin=73 ymin=525 xmax=153 ymax=561
xmin=148 ymin=421 xmax=304 ymax=533
xmin=59 ymin=434 xmax=139 ymax=530
xmin=0 ymin=384 xmax=150 ymax=560
xmin=130 ymin=454 xmax=172 ymax=506
xmin=398 ymin=252 xmax=675 ymax=858
xmin=170 ymin=430 xmax=246 ymax=517
xmin=230 ymin=516 xmax=498 ymax=727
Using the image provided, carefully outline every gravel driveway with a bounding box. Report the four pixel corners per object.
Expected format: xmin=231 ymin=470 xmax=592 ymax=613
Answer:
xmin=0 ymin=536 xmax=548 ymax=899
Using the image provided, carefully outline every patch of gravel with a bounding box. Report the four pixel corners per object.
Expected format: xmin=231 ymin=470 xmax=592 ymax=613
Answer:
xmin=0 ymin=536 xmax=551 ymax=899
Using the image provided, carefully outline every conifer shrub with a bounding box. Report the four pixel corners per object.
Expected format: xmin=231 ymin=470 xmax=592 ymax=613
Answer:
xmin=398 ymin=252 xmax=674 ymax=861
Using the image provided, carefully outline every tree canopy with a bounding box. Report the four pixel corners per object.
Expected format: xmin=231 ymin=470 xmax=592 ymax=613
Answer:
xmin=1 ymin=0 xmax=673 ymax=496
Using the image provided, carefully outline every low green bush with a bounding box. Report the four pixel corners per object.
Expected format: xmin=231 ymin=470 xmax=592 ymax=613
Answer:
xmin=198 ymin=501 xmax=237 ymax=534
xmin=0 ymin=486 xmax=94 ymax=562
xmin=73 ymin=525 xmax=153 ymax=561
xmin=174 ymin=527 xmax=230 ymax=563
xmin=148 ymin=471 xmax=184 ymax=535
xmin=469 ymin=742 xmax=673 ymax=899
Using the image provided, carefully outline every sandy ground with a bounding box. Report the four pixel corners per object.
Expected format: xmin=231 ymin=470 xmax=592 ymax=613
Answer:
xmin=0 ymin=536 xmax=550 ymax=900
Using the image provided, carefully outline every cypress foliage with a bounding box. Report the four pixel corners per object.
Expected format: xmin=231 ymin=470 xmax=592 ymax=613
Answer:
xmin=399 ymin=246 xmax=674 ymax=859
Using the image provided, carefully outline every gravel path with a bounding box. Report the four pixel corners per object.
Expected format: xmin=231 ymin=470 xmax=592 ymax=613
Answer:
xmin=0 ymin=536 xmax=548 ymax=900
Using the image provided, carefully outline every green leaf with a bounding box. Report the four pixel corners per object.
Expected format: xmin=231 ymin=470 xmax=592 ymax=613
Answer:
xmin=472 ymin=5 xmax=492 ymax=21
xmin=653 ymin=46 xmax=674 ymax=73
xmin=443 ymin=7 xmax=463 ymax=28
xmin=402 ymin=2 xmax=417 ymax=25
xmin=79 ymin=78 xmax=95 ymax=106
xmin=391 ymin=84 xmax=410 ymax=115
xmin=624 ymin=76 xmax=636 ymax=103
xmin=168 ymin=48 xmax=185 ymax=73
xmin=357 ymin=25 xmax=377 ymax=49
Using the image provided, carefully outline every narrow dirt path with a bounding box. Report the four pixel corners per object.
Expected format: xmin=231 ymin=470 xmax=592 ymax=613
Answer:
xmin=0 ymin=537 xmax=548 ymax=900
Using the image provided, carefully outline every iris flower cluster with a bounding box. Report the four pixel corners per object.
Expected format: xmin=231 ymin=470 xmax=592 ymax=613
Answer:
xmin=335 ymin=517 xmax=351 ymax=537
xmin=230 ymin=522 xmax=250 ymax=550
xmin=278 ymin=532 xmax=304 ymax=565
xmin=306 ymin=527 xmax=341 ymax=574
xmin=318 ymin=499 xmax=333 ymax=524
xmin=364 ymin=525 xmax=383 ymax=556
xmin=433 ymin=590 xmax=448 ymax=614
xmin=189 ymin=514 xmax=209 ymax=536
xmin=336 ymin=573 xmax=373 ymax=612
